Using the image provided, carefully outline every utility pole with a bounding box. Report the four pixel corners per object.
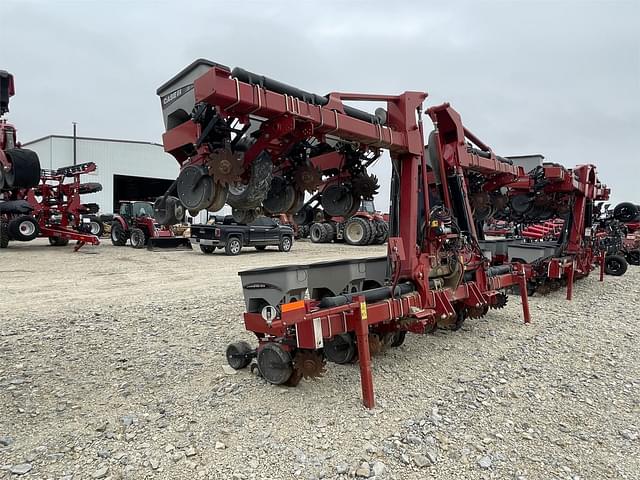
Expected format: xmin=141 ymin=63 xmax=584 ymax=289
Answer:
xmin=72 ymin=122 xmax=77 ymax=165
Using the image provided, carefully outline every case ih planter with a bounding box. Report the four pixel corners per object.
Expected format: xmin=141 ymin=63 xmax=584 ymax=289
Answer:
xmin=158 ymin=60 xmax=536 ymax=407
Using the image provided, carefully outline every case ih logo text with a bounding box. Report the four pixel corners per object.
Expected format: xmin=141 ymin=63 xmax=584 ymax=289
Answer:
xmin=161 ymin=85 xmax=193 ymax=109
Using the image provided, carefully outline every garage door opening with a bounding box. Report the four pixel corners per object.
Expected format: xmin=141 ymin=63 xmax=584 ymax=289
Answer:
xmin=112 ymin=174 xmax=174 ymax=212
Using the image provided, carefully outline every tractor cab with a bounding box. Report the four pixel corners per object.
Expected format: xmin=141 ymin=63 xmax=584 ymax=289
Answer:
xmin=360 ymin=200 xmax=376 ymax=214
xmin=119 ymin=201 xmax=155 ymax=221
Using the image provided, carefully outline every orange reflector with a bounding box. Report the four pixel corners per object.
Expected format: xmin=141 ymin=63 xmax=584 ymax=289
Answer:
xmin=281 ymin=300 xmax=305 ymax=313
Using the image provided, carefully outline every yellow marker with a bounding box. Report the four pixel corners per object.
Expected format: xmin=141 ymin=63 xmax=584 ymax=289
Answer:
xmin=430 ymin=220 xmax=439 ymax=228
xmin=360 ymin=301 xmax=368 ymax=320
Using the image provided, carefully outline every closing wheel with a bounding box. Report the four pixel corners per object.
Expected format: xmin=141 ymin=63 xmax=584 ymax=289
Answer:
xmin=321 ymin=184 xmax=356 ymax=217
xmin=177 ymin=165 xmax=215 ymax=212
xmin=390 ymin=330 xmax=407 ymax=347
xmin=225 ymin=237 xmax=242 ymax=256
xmin=262 ymin=176 xmax=297 ymax=214
xmin=604 ymin=254 xmax=628 ymax=276
xmin=130 ymin=228 xmax=146 ymax=249
xmin=226 ymin=341 xmax=253 ymax=370
xmin=257 ymin=343 xmax=293 ymax=385
xmin=324 ymin=333 xmax=356 ymax=364
xmin=8 ymin=215 xmax=39 ymax=241
xmin=227 ymin=151 xmax=273 ymax=209
xmin=110 ymin=222 xmax=127 ymax=246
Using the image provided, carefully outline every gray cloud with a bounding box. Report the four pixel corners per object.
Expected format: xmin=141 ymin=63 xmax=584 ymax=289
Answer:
xmin=2 ymin=0 xmax=638 ymax=205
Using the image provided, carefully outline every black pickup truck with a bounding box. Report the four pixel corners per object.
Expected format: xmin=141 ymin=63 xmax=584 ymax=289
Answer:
xmin=190 ymin=216 xmax=294 ymax=255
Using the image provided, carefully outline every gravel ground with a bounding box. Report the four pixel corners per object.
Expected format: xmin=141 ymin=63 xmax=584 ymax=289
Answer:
xmin=1 ymin=239 xmax=639 ymax=480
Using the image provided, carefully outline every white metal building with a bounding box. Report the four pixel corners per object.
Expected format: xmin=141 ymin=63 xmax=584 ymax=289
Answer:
xmin=23 ymin=135 xmax=179 ymax=214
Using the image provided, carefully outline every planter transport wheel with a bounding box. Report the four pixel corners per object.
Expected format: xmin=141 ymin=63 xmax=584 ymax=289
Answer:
xmin=262 ymin=176 xmax=297 ymax=214
xmin=257 ymin=343 xmax=293 ymax=385
xmin=321 ymin=184 xmax=356 ymax=217
xmin=8 ymin=215 xmax=39 ymax=241
xmin=3 ymin=148 xmax=41 ymax=188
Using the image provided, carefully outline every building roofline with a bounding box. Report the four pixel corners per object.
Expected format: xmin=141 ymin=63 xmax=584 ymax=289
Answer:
xmin=23 ymin=134 xmax=164 ymax=148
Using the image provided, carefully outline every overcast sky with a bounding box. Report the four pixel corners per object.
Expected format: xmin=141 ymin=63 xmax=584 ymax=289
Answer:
xmin=2 ymin=0 xmax=638 ymax=206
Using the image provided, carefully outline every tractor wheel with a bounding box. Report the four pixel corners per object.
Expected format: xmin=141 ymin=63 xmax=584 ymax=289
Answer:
xmin=110 ymin=222 xmax=128 ymax=246
xmin=278 ymin=235 xmax=293 ymax=252
xmin=255 ymin=245 xmax=267 ymax=251
xmin=0 ymin=222 xmax=9 ymax=248
xmin=3 ymin=148 xmax=41 ymax=188
xmin=626 ymin=250 xmax=640 ymax=266
xmin=227 ymin=152 xmax=273 ymax=209
xmin=604 ymin=254 xmax=628 ymax=276
xmin=8 ymin=215 xmax=39 ymax=241
xmin=309 ymin=223 xmax=327 ymax=243
xmin=613 ymin=202 xmax=639 ymax=223
xmin=78 ymin=182 xmax=103 ymax=194
xmin=130 ymin=228 xmax=147 ymax=249
xmin=87 ymin=216 xmax=104 ymax=237
xmin=49 ymin=236 xmax=69 ymax=247
xmin=322 ymin=222 xmax=336 ymax=242
xmin=200 ymin=245 xmax=216 ymax=254
xmin=226 ymin=341 xmax=253 ymax=370
xmin=343 ymin=217 xmax=372 ymax=246
xmin=225 ymin=237 xmax=242 ymax=256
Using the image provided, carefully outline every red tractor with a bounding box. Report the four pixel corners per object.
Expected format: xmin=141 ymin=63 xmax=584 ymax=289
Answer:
xmin=305 ymin=199 xmax=389 ymax=245
xmin=110 ymin=200 xmax=191 ymax=249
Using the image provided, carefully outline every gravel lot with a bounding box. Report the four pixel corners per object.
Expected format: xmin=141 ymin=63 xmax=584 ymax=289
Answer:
xmin=1 ymin=239 xmax=639 ymax=480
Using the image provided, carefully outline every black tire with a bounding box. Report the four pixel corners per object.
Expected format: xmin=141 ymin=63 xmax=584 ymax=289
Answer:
xmin=87 ymin=216 xmax=104 ymax=237
xmin=324 ymin=333 xmax=356 ymax=364
xmin=48 ymin=236 xmax=69 ymax=247
xmin=226 ymin=341 xmax=253 ymax=370
xmin=322 ymin=222 xmax=336 ymax=242
xmin=227 ymin=152 xmax=273 ymax=209
xmin=372 ymin=220 xmax=389 ymax=244
xmin=604 ymin=254 xmax=628 ymax=276
xmin=79 ymin=203 xmax=100 ymax=214
xmin=255 ymin=245 xmax=267 ymax=251
xmin=257 ymin=343 xmax=293 ymax=385
xmin=99 ymin=213 xmax=114 ymax=223
xmin=3 ymin=148 xmax=41 ymax=188
xmin=225 ymin=237 xmax=242 ymax=256
xmin=626 ymin=250 xmax=640 ymax=266
xmin=0 ymin=222 xmax=9 ymax=248
xmin=200 ymin=244 xmax=216 ymax=254
xmin=78 ymin=182 xmax=103 ymax=194
xmin=231 ymin=208 xmax=259 ymax=225
xmin=110 ymin=222 xmax=127 ymax=246
xmin=613 ymin=202 xmax=639 ymax=223
xmin=309 ymin=223 xmax=327 ymax=243
xmin=130 ymin=228 xmax=146 ymax=249
xmin=154 ymin=196 xmax=185 ymax=225
xmin=278 ymin=235 xmax=293 ymax=252
xmin=343 ymin=217 xmax=372 ymax=246
xmin=390 ymin=330 xmax=407 ymax=348
xmin=8 ymin=215 xmax=39 ymax=241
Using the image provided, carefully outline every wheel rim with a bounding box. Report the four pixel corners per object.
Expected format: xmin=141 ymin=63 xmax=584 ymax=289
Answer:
xmin=231 ymin=240 xmax=240 ymax=253
xmin=346 ymin=222 xmax=364 ymax=242
xmin=19 ymin=221 xmax=36 ymax=236
xmin=90 ymin=221 xmax=100 ymax=235
xmin=111 ymin=228 xmax=119 ymax=241
xmin=228 ymin=182 xmax=247 ymax=196
xmin=282 ymin=238 xmax=291 ymax=250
